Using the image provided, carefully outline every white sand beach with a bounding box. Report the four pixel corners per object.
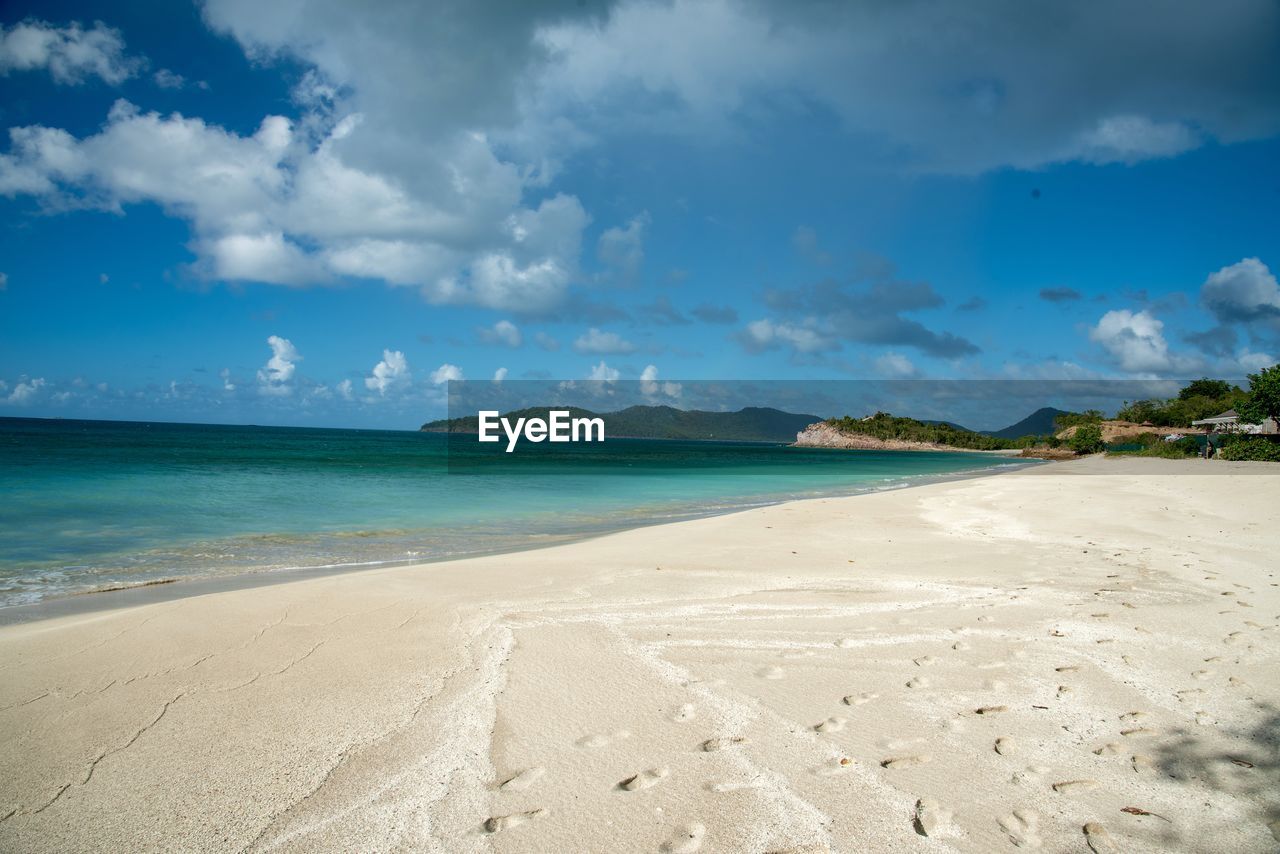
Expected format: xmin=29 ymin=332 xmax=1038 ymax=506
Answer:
xmin=1 ymin=456 xmax=1277 ymax=852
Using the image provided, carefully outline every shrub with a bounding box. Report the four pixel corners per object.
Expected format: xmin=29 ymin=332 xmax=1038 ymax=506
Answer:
xmin=1068 ymin=422 xmax=1105 ymax=455
xmin=1219 ymin=435 xmax=1280 ymax=462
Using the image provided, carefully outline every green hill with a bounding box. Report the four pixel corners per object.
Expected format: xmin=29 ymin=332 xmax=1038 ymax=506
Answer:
xmin=421 ymin=405 xmax=821 ymax=443
xmin=983 ymin=407 xmax=1070 ymax=439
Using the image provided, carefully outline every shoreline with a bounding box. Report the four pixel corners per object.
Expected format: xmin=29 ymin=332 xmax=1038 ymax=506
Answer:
xmin=0 ymin=456 xmax=1043 ymax=626
xmin=1 ymin=455 xmax=1275 ymax=852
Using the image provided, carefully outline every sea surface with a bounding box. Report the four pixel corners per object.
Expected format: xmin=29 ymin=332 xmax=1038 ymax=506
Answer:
xmin=0 ymin=418 xmax=1032 ymax=608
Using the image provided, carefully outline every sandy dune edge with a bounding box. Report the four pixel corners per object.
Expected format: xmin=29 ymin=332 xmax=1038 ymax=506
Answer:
xmin=0 ymin=457 xmax=1277 ymax=852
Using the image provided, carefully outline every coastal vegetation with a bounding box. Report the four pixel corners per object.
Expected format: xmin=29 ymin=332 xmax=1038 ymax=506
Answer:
xmin=820 ymin=413 xmax=1041 ymax=451
xmin=1115 ymin=378 xmax=1246 ymax=426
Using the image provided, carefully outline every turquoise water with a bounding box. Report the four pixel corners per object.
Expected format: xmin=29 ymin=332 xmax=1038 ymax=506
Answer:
xmin=0 ymin=418 xmax=1031 ymax=607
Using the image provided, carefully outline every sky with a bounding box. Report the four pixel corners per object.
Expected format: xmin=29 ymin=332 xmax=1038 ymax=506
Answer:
xmin=1 ymin=0 xmax=1279 ymax=429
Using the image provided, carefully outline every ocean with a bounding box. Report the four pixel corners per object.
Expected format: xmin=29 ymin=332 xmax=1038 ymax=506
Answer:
xmin=0 ymin=417 xmax=1031 ymax=608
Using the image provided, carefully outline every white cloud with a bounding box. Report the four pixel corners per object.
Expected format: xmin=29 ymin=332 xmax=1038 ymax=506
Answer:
xmin=1089 ymin=309 xmax=1194 ymax=374
xmin=364 ymin=349 xmax=410 ymax=395
xmin=0 ymin=20 xmax=143 ymax=85
xmin=493 ymin=367 xmax=508 ymax=383
xmin=640 ymin=364 xmax=681 ymax=398
xmin=153 ymin=68 xmax=185 ymax=89
xmin=430 ymin=363 xmax=463 ymax=384
xmin=587 ymin=361 xmax=620 ymax=382
xmin=1201 ymin=257 xmax=1280 ymax=324
xmin=574 ymin=327 xmax=635 ymax=354
xmin=336 ymin=378 xmax=354 ymax=400
xmin=2 ymin=377 xmax=45 ymax=404
xmin=740 ymin=318 xmax=832 ymax=354
xmin=1072 ymin=115 xmax=1200 ymax=164
xmin=597 ymin=211 xmax=649 ymax=283
xmin=479 ymin=319 xmax=522 ymax=347
xmin=0 ymin=100 xmax=590 ymax=310
xmin=219 ymin=368 xmax=236 ymax=391
xmin=256 ymin=335 xmax=300 ymax=395
xmin=874 ymin=352 xmax=918 ymax=378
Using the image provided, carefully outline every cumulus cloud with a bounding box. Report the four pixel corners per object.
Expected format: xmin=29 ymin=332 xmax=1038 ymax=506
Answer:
xmin=574 ymin=327 xmax=635 ymax=355
xmin=1089 ymin=309 xmax=1194 ymax=374
xmin=1200 ymin=257 xmax=1280 ymax=325
xmin=336 ymin=378 xmax=354 ymax=400
xmin=0 ymin=97 xmax=589 ymax=309
xmin=478 ymin=319 xmax=522 ymax=347
xmin=640 ymin=364 xmax=681 ymax=398
xmin=0 ymin=20 xmax=143 ymax=85
xmin=493 ymin=367 xmax=508 ymax=383
xmin=596 ymin=211 xmax=649 ymax=283
xmin=587 ymin=361 xmax=620 ymax=382
xmin=365 ymin=349 xmax=410 ymax=395
xmin=1072 ymin=115 xmax=1201 ymax=164
xmin=256 ymin=335 xmax=300 ymax=395
xmin=2 ymin=376 xmax=45 ymax=404
xmin=430 ymin=363 xmax=463 ymax=384
xmin=219 ymin=368 xmax=236 ymax=391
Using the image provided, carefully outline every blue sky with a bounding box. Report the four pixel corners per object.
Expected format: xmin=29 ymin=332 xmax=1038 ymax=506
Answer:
xmin=2 ymin=0 xmax=1279 ymax=428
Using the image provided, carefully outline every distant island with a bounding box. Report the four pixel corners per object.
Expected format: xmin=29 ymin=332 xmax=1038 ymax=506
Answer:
xmin=421 ymin=405 xmax=822 ymax=443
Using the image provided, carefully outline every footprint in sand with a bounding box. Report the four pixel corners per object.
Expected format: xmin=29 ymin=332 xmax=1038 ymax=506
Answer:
xmin=998 ymin=810 xmax=1042 ymax=848
xmin=1120 ymin=727 xmax=1158 ymax=738
xmin=1228 ymin=676 xmax=1249 ymax=688
xmin=975 ymin=705 xmax=1008 ymax=715
xmin=1092 ymin=743 xmax=1122 ymax=756
xmin=1053 ymin=779 xmax=1099 ymax=794
xmin=1176 ymin=688 xmax=1204 ymax=701
xmin=671 ymin=703 xmax=697 ymax=723
xmin=814 ymin=716 xmax=847 ymax=733
xmin=484 ymin=808 xmax=548 ymax=834
xmin=906 ymin=676 xmax=931 ymax=689
xmin=618 ymin=768 xmax=669 ymax=791
xmin=913 ymin=655 xmax=937 ymax=667
xmin=1057 ymin=685 xmax=1074 ymax=697
xmin=1132 ymin=754 xmax=1155 ymax=774
xmin=576 ymin=731 xmax=631 ymax=749
xmin=701 ymin=736 xmax=748 ymax=752
xmin=1055 ymin=665 xmax=1082 ymax=674
xmin=1119 ymin=711 xmax=1147 ymax=722
xmin=661 ymin=822 xmax=706 ymax=853
xmin=995 ymin=737 xmax=1017 ymax=755
xmin=913 ymin=798 xmax=951 ymax=837
xmin=952 ymin=640 xmax=971 ymax=651
xmin=757 ymin=666 xmax=785 ymax=680
xmin=843 ymin=692 xmax=878 ymax=706
xmin=880 ymin=754 xmax=931 ymax=769
xmin=1191 ymin=669 xmax=1214 ymax=680
xmin=498 ymin=767 xmax=546 ymax=791
xmin=1083 ymin=822 xmax=1118 ymax=853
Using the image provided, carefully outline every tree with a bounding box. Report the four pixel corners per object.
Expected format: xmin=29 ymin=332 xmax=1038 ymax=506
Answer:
xmin=1178 ymin=378 xmax=1233 ymax=401
xmin=1068 ymin=422 xmax=1105 ymax=455
xmin=1237 ymin=364 xmax=1280 ymax=428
